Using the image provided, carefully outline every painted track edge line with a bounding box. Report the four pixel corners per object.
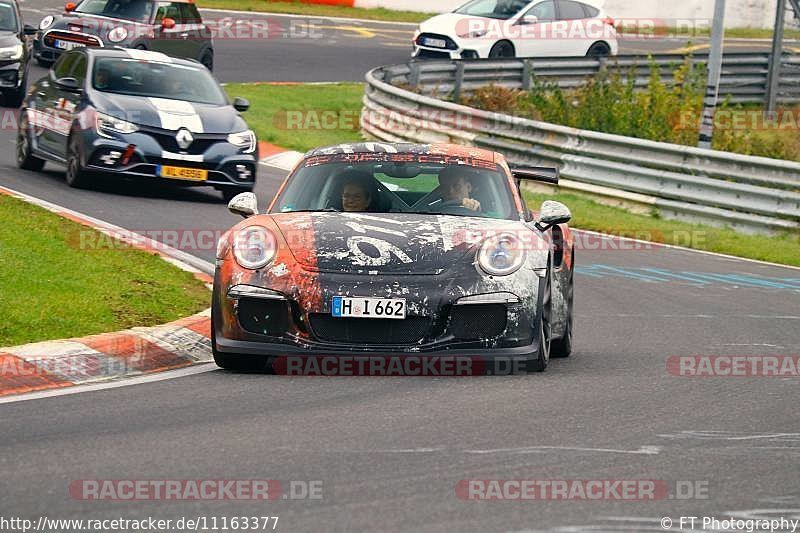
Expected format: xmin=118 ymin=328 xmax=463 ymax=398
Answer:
xmin=199 ymin=7 xmax=419 ymax=27
xmin=0 ymin=364 xmax=219 ymax=404
xmin=575 ymin=229 xmax=800 ymax=272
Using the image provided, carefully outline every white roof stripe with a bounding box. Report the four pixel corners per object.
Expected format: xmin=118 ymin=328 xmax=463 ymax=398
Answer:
xmin=124 ymin=49 xmax=173 ymax=63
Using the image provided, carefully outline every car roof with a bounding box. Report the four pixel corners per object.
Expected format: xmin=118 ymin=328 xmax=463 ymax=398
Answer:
xmin=82 ymin=47 xmax=200 ymax=68
xmin=304 ymin=143 xmax=499 ymax=163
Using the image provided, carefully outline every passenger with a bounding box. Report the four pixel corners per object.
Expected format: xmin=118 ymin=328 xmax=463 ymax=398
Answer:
xmin=338 ymin=170 xmax=377 ymax=212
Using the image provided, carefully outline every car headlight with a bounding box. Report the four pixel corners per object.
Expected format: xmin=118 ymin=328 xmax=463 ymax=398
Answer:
xmin=477 ymin=233 xmax=526 ymax=276
xmin=107 ymin=26 xmax=128 ymax=43
xmin=233 ymin=226 xmax=276 ymax=270
xmin=227 ymin=129 xmax=256 ymax=153
xmin=0 ymin=44 xmax=22 ymax=60
xmin=39 ymin=15 xmax=54 ymax=30
xmin=95 ymin=111 xmax=138 ymax=136
xmin=458 ymin=30 xmax=488 ymax=39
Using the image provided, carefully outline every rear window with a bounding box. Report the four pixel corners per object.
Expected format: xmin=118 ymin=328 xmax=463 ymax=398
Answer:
xmin=558 ymin=0 xmax=588 ymax=19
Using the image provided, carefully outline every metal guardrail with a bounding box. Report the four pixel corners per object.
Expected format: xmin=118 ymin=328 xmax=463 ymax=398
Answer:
xmin=362 ymin=61 xmax=800 ymax=234
xmin=381 ymin=52 xmax=800 ymax=105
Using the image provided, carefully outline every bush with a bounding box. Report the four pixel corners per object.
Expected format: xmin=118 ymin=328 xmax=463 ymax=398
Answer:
xmin=460 ymin=59 xmax=799 ymax=162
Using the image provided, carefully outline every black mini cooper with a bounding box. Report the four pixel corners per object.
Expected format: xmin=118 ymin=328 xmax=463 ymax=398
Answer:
xmin=33 ymin=0 xmax=213 ymax=69
xmin=17 ymin=47 xmax=257 ymax=200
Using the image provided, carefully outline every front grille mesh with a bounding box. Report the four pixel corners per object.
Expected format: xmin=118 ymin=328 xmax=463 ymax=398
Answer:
xmin=449 ymin=304 xmax=508 ymax=340
xmin=309 ymin=315 xmax=432 ymax=345
xmin=44 ymin=31 xmax=101 ymax=47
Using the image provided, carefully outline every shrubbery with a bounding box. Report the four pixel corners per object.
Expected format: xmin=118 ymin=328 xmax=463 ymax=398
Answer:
xmin=461 ymin=59 xmax=800 ymax=161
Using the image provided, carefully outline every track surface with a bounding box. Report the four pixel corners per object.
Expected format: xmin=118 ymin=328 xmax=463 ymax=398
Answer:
xmin=2 ymin=2 xmax=799 ymax=531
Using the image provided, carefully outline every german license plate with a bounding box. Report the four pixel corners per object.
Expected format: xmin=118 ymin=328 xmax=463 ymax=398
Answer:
xmin=158 ymin=165 xmax=208 ymax=181
xmin=332 ymin=297 xmax=406 ymax=320
xmin=53 ymin=39 xmax=84 ymax=50
xmin=423 ymin=37 xmax=447 ymax=48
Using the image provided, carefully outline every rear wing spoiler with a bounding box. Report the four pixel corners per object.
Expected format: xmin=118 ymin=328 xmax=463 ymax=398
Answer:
xmin=510 ymin=165 xmax=560 ymax=185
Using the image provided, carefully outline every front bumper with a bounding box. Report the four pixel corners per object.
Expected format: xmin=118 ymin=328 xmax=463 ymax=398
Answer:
xmin=81 ymin=129 xmax=258 ymax=189
xmin=213 ymin=265 xmax=545 ymax=358
xmin=0 ymin=61 xmax=24 ymax=89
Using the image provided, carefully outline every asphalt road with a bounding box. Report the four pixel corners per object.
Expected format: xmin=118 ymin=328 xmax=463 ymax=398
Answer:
xmin=2 ymin=2 xmax=800 ymax=532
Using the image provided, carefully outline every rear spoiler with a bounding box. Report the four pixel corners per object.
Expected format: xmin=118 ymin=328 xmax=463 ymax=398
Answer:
xmin=510 ymin=165 xmax=560 ymax=185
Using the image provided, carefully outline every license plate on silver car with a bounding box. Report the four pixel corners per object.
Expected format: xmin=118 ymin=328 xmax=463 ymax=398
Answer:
xmin=332 ymin=297 xmax=406 ymax=319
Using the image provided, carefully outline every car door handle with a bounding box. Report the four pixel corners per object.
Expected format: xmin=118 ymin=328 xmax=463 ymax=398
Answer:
xmin=180 ymin=32 xmax=189 ymax=38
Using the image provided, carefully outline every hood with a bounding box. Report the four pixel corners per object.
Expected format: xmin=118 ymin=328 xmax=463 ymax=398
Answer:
xmin=418 ymin=12 xmax=491 ymax=37
xmin=92 ymin=92 xmax=248 ymax=134
xmin=0 ymin=31 xmax=21 ymax=48
xmin=271 ymin=212 xmax=528 ymax=275
xmin=48 ymin=14 xmax=146 ymax=37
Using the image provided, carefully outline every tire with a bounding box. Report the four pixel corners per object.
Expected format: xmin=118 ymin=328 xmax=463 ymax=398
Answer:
xmin=16 ymin=111 xmax=45 ymax=171
xmin=551 ymin=264 xmax=574 ymax=358
xmin=586 ymin=41 xmax=611 ymax=59
xmin=221 ymin=187 xmax=252 ymax=204
xmin=211 ymin=300 xmax=269 ymax=372
xmin=200 ymin=49 xmax=214 ymax=72
xmin=65 ymin=133 xmax=93 ymax=189
xmin=527 ymin=270 xmax=552 ymax=373
xmin=488 ymin=40 xmax=515 ymax=59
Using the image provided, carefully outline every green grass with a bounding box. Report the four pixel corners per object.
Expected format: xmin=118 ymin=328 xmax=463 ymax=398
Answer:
xmin=225 ymin=82 xmax=365 ymax=153
xmin=198 ymin=0 xmax=429 ymax=22
xmin=0 ymin=195 xmax=210 ymax=347
xmin=523 ymin=189 xmax=800 ymax=267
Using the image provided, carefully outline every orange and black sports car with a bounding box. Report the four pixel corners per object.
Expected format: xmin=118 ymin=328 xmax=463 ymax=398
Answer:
xmin=212 ymin=143 xmax=575 ymax=374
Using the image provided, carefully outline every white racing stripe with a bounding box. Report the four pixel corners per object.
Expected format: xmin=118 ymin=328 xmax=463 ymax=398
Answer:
xmin=148 ymin=97 xmax=204 ymax=133
xmin=124 ymin=48 xmax=173 ymax=63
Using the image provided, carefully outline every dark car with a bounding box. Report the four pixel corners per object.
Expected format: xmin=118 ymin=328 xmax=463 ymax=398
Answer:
xmin=0 ymin=0 xmax=37 ymax=107
xmin=33 ymin=0 xmax=213 ymax=70
xmin=17 ymin=47 xmax=257 ymax=201
xmin=212 ymin=143 xmax=576 ymax=375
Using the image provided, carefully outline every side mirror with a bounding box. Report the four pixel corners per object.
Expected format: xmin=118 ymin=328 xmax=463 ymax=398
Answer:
xmin=538 ymin=200 xmax=571 ymax=228
xmin=54 ymin=76 xmax=82 ymax=92
xmin=521 ymin=14 xmax=538 ymax=24
xmin=228 ymin=192 xmax=259 ymax=218
xmin=161 ymin=17 xmax=176 ymax=29
xmin=232 ymin=97 xmax=250 ymax=112
xmin=23 ymin=24 xmax=38 ymax=35
xmin=65 ymin=2 xmax=76 ymax=12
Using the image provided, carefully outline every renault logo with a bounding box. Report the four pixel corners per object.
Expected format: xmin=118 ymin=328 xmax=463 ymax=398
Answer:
xmin=176 ymin=128 xmax=194 ymax=150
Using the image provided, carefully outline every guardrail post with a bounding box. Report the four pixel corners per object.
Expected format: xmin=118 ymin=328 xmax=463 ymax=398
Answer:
xmin=453 ymin=62 xmax=466 ymax=102
xmin=522 ymin=60 xmax=533 ymax=91
xmin=408 ymin=62 xmax=420 ymax=89
xmin=766 ymin=0 xmax=788 ymax=111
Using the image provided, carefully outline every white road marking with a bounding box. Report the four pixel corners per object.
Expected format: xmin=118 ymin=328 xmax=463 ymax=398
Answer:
xmin=0 ymin=364 xmax=218 ymax=405
xmin=464 ymin=445 xmax=662 ymax=456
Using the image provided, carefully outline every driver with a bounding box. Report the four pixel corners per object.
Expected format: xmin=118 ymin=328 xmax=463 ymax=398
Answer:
xmin=94 ymin=66 xmax=112 ymax=90
xmin=435 ymin=165 xmax=481 ymax=212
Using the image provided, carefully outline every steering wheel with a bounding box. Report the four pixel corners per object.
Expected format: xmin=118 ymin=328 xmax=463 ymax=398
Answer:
xmin=435 ymin=199 xmax=475 ymax=215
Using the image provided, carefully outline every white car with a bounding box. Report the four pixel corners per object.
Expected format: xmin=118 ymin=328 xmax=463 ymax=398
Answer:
xmin=413 ymin=0 xmax=619 ymax=60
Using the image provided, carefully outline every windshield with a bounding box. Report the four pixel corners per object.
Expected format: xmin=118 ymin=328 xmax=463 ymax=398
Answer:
xmin=454 ymin=0 xmax=530 ymax=19
xmin=74 ymin=0 xmax=154 ymax=22
xmin=273 ymin=154 xmax=518 ymax=220
xmin=0 ymin=2 xmax=18 ymax=31
xmin=92 ymin=58 xmax=228 ymax=105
